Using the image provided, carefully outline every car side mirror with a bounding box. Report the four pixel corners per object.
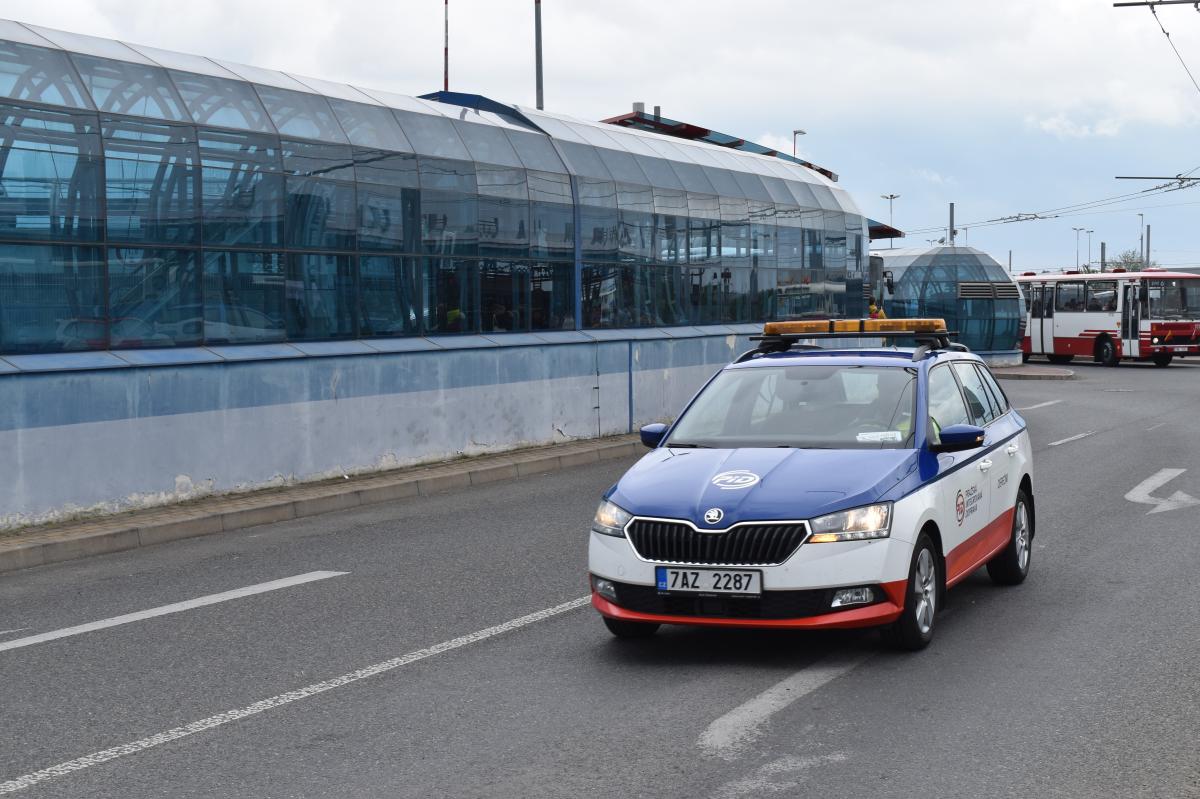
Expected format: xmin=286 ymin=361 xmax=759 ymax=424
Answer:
xmin=930 ymin=423 xmax=986 ymax=454
xmin=883 ymin=270 xmax=894 ymax=295
xmin=640 ymin=423 xmax=669 ymax=449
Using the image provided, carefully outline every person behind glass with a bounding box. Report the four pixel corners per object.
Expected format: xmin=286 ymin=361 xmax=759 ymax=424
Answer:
xmin=868 ymin=296 xmax=887 ymax=319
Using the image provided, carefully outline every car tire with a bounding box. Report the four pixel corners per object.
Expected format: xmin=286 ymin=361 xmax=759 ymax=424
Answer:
xmin=987 ymin=488 xmax=1033 ymax=586
xmin=1153 ymin=353 xmax=1173 ymax=367
xmin=603 ymin=616 xmax=660 ymax=639
xmin=1096 ymin=337 xmax=1119 ymax=367
xmin=882 ymin=532 xmax=939 ymax=651
xmin=1047 ymin=354 xmax=1074 ymax=364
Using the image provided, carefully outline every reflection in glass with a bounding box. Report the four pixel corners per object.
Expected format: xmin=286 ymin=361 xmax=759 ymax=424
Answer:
xmin=424 ymin=256 xmax=477 ymax=333
xmin=358 ymin=254 xmax=419 ymax=337
xmin=102 ymin=118 xmax=199 ymax=244
xmin=169 ymin=70 xmax=275 ymax=133
xmin=254 ymin=85 xmax=347 ymax=143
xmin=108 ymin=248 xmax=200 ymax=347
xmin=70 ymin=55 xmax=187 ymax=120
xmin=0 ymin=242 xmax=104 ymax=352
xmin=286 ymin=252 xmax=355 ymax=339
xmin=202 ymin=250 xmax=286 ymax=343
xmin=285 ymin=176 xmax=355 ymax=251
xmin=0 ymin=41 xmax=92 ymax=108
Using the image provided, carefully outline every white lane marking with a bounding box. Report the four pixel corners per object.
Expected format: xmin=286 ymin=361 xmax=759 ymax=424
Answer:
xmin=0 ymin=628 xmax=30 ymax=637
xmin=0 ymin=572 xmax=346 ymax=654
xmin=1147 ymin=422 xmax=1168 ymax=432
xmin=1125 ymin=469 xmax=1200 ymax=515
xmin=711 ymin=753 xmax=849 ymax=798
xmin=1047 ymin=431 xmax=1095 ymax=447
xmin=698 ymin=652 xmax=871 ymax=760
xmin=1017 ymin=400 xmax=1062 ymax=411
xmin=0 ymin=595 xmax=590 ymax=794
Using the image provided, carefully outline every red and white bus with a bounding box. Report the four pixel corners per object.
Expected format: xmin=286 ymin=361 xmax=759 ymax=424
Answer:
xmin=1016 ymin=270 xmax=1200 ymax=367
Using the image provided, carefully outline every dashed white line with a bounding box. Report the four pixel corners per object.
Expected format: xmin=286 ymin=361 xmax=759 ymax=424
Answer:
xmin=1147 ymin=422 xmax=1168 ymax=432
xmin=698 ymin=652 xmax=871 ymax=760
xmin=1017 ymin=400 xmax=1062 ymax=411
xmin=1047 ymin=431 xmax=1096 ymax=447
xmin=0 ymin=628 xmax=30 ymax=638
xmin=0 ymin=571 xmax=347 ymax=654
xmin=0 ymin=595 xmax=590 ymax=794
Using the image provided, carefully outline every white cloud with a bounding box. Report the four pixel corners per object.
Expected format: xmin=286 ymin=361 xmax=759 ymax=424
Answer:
xmin=912 ymin=168 xmax=956 ymax=186
xmin=1030 ymin=113 xmax=1122 ymax=139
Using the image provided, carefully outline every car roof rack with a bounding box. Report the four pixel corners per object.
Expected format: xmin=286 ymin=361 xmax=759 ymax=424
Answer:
xmin=736 ymin=318 xmax=969 ymax=363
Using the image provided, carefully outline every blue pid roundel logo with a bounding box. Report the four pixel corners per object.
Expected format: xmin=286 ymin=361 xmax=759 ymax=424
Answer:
xmin=711 ymin=470 xmax=761 ymax=490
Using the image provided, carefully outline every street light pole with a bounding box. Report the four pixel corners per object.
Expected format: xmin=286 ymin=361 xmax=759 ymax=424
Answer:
xmin=534 ymin=0 xmax=544 ymax=110
xmin=880 ymin=193 xmax=899 ymax=249
xmin=1086 ymin=229 xmax=1094 ymax=272
xmin=1138 ymin=213 xmax=1144 ymax=267
xmin=1072 ymin=227 xmax=1085 ymax=270
xmin=792 ymin=129 xmax=805 ymax=158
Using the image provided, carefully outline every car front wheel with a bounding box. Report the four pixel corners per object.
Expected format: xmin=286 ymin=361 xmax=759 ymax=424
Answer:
xmin=882 ymin=532 xmax=939 ymax=651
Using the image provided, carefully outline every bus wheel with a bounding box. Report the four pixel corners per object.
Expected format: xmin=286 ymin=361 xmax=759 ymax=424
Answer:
xmin=1153 ymin=353 xmax=1173 ymax=367
xmin=1096 ymin=337 xmax=1119 ymax=367
xmin=1047 ymin=354 xmax=1074 ymax=365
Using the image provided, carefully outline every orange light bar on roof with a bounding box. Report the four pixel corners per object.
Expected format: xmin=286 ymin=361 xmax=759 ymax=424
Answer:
xmin=763 ymin=318 xmax=947 ymax=335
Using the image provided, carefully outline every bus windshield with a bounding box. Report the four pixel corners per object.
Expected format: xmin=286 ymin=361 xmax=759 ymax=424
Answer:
xmin=1147 ymin=279 xmax=1200 ymax=320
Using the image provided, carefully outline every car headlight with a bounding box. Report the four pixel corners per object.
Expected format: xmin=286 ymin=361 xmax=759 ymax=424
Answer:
xmin=808 ymin=503 xmax=892 ymax=543
xmin=592 ymin=499 xmax=632 ymax=537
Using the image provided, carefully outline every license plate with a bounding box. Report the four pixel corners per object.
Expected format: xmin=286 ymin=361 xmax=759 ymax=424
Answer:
xmin=1175 ymin=346 xmax=1190 ymax=352
xmin=655 ymin=566 xmax=761 ymax=596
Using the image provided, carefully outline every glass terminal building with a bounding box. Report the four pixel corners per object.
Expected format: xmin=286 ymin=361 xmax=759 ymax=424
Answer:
xmin=871 ymin=246 xmax=1025 ymax=358
xmin=0 ymin=20 xmax=866 ymax=354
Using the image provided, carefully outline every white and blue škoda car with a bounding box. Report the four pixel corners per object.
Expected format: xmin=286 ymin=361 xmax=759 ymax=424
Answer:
xmin=588 ymin=319 xmax=1034 ymax=650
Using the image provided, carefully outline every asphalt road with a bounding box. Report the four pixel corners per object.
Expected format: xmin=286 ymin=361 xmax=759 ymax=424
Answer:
xmin=3 ymin=359 xmax=1200 ymax=798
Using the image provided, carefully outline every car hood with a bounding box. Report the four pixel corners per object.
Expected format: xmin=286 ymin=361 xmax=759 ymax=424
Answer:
xmin=608 ymin=447 xmax=920 ymax=527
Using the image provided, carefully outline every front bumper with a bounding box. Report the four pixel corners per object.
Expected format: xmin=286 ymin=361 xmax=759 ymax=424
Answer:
xmin=588 ymin=529 xmax=912 ymax=629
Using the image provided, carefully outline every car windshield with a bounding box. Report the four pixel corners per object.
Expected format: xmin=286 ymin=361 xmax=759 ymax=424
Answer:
xmin=1147 ymin=279 xmax=1200 ymax=320
xmin=666 ymin=363 xmax=917 ymax=450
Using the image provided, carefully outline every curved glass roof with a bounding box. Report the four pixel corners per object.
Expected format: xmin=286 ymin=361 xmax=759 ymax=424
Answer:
xmin=0 ymin=17 xmax=861 ymax=216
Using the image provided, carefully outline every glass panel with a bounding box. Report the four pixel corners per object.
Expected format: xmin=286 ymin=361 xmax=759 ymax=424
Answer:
xmin=634 ymin=154 xmax=682 ymax=190
xmin=477 ymin=166 xmax=529 ymax=257
xmin=701 ymin=166 xmax=741 ymax=197
xmin=654 ymin=187 xmax=687 ymax=264
xmin=125 ymin=44 xmax=237 ymax=78
xmin=328 ymin=99 xmax=411 ymax=151
xmin=0 ymin=243 xmax=104 ymax=353
xmin=285 ymin=177 xmax=355 ymax=250
xmin=531 ymin=201 xmax=572 ymax=261
xmin=579 ymin=177 xmax=618 ymax=262
xmin=0 ymin=103 xmax=103 ymax=242
xmin=730 ymin=169 xmax=772 ymax=201
xmin=687 ymin=194 xmax=720 ymax=265
xmin=0 ymin=21 xmax=57 ymax=48
xmin=527 ymin=169 xmax=571 ymax=204
xmin=750 ymin=200 xmax=776 ymax=268
xmin=25 ymin=26 xmax=149 ymax=63
xmin=479 ymin=258 xmax=530 ymax=332
xmin=202 ymin=250 xmax=286 ymax=343
xmin=1055 ymin=281 xmax=1085 ymax=312
xmin=760 ymin=175 xmax=795 ymax=205
xmin=69 ymin=55 xmax=187 ymax=121
xmin=255 ymin=85 xmax=347 ymax=143
xmin=531 ymin=261 xmax=574 ymax=329
xmin=518 ymin=110 xmax=586 ymax=142
xmin=505 ymin=130 xmax=564 ymax=173
xmin=422 ymin=197 xmax=477 ymax=255
xmin=392 ymin=110 xmax=470 ymax=159
xmin=453 ymin=120 xmax=522 ymax=168
xmin=595 ymin=147 xmax=648 ymax=184
xmin=667 ymin=159 xmax=716 ymax=194
xmin=102 ymin=117 xmax=199 ymax=245
xmin=215 ymin=61 xmax=310 ymax=92
xmin=107 ymin=247 xmax=201 ymax=347
xmin=1086 ymin=280 xmax=1118 ymax=312
xmin=279 ymin=138 xmax=355 ymax=181
xmin=720 ymin=196 xmax=749 ymax=265
xmin=202 ymin=165 xmax=284 ymax=247
xmin=423 ymin=256 xmax=478 ymax=333
xmin=554 ymin=141 xmax=610 ymax=179
xmin=353 ymin=147 xmax=418 ymax=187
xmin=288 ymin=75 xmax=377 ymax=104
xmin=197 ymin=127 xmax=280 ymax=170
xmin=952 ymin=361 xmax=997 ymax=425
xmin=630 ymin=265 xmax=686 ymax=326
xmin=0 ymin=41 xmax=93 ymax=108
xmin=286 ymin=252 xmax=355 ymax=339
xmin=752 ymin=267 xmax=777 ymax=321
xmin=617 ymin=183 xmax=654 ymax=264
xmin=417 ymin=156 xmax=476 ymax=193
xmin=170 ymin=70 xmax=275 ymax=133
xmin=358 ymin=254 xmax=419 ymax=337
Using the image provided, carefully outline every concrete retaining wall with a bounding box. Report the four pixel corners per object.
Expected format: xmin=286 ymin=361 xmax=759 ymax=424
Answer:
xmin=0 ymin=328 xmax=757 ymax=530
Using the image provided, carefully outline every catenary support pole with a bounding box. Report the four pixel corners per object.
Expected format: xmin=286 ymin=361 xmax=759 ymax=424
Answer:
xmin=949 ymin=203 xmax=954 ymax=246
xmin=535 ymin=0 xmax=544 ymax=110
xmin=1146 ymin=225 xmax=1151 ymax=267
xmin=1101 ymin=241 xmax=1107 ymax=272
xmin=444 ymin=0 xmax=449 ymax=92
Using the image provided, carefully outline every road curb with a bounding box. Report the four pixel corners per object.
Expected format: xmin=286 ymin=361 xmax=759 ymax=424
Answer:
xmin=992 ymin=368 xmax=1075 ymax=381
xmin=0 ymin=435 xmax=643 ymax=576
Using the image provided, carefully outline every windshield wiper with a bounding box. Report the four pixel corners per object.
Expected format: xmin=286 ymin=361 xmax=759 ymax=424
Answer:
xmin=666 ymin=441 xmax=714 ymax=448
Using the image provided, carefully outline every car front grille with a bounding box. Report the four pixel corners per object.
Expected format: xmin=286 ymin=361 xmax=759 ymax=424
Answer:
xmin=625 ymin=519 xmax=809 ymax=566
xmin=610 ymin=580 xmax=844 ymax=620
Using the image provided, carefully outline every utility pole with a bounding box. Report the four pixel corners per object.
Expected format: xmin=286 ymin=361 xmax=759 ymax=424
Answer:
xmin=1146 ymin=224 xmax=1152 ymax=267
xmin=1100 ymin=241 xmax=1107 ymax=272
xmin=443 ymin=0 xmax=449 ymax=92
xmin=534 ymin=0 xmax=544 ymax=110
xmin=1008 ymin=250 xmax=1013 ymax=273
xmin=1138 ymin=213 xmax=1144 ymax=267
xmin=1072 ymin=227 xmax=1085 ymax=270
xmin=881 ymin=194 xmax=899 ymax=249
xmin=793 ymin=129 xmax=806 ymax=158
xmin=949 ymin=203 xmax=955 ymax=246
xmin=1086 ymin=229 xmax=1094 ymax=271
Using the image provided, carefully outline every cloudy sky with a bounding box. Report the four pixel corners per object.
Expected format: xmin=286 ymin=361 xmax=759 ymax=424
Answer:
xmin=21 ymin=0 xmax=1200 ymax=269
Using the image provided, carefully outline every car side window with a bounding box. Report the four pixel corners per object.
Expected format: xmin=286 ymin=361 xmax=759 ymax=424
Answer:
xmin=952 ymin=362 xmax=997 ymax=426
xmin=927 ymin=365 xmax=971 ymax=433
xmin=975 ymin=364 xmax=1009 ymax=415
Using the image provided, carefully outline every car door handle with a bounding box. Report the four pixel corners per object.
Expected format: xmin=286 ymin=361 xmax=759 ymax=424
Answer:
xmin=978 ymin=459 xmax=993 ymax=472
xmin=1006 ymin=444 xmax=1020 ymax=457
